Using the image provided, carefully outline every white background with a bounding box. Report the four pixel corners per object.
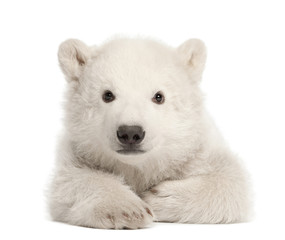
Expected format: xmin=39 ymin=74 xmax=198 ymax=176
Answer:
xmin=0 ymin=0 xmax=284 ymax=239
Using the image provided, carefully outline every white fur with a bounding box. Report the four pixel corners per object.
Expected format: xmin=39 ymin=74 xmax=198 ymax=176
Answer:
xmin=48 ymin=37 xmax=252 ymax=229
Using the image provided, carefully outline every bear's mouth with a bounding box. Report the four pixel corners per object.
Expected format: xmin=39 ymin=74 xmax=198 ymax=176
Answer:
xmin=116 ymin=149 xmax=146 ymax=155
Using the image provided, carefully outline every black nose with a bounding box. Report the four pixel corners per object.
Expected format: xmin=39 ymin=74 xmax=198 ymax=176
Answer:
xmin=117 ymin=125 xmax=145 ymax=145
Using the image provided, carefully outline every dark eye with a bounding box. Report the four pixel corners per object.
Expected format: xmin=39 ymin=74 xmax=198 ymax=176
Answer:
xmin=152 ymin=91 xmax=165 ymax=104
xmin=102 ymin=90 xmax=115 ymax=103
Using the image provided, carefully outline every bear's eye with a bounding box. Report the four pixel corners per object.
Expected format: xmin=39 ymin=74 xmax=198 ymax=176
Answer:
xmin=152 ymin=91 xmax=165 ymax=104
xmin=102 ymin=90 xmax=115 ymax=103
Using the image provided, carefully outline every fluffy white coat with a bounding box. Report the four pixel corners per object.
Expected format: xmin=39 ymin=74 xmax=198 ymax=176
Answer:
xmin=48 ymin=37 xmax=251 ymax=229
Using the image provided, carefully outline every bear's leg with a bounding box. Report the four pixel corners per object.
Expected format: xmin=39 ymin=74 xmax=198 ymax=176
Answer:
xmin=49 ymin=166 xmax=153 ymax=229
xmin=142 ymin=168 xmax=250 ymax=223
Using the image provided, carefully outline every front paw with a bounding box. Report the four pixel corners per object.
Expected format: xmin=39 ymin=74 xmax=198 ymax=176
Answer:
xmin=142 ymin=181 xmax=179 ymax=222
xmin=142 ymin=181 xmax=177 ymax=199
xmin=95 ymin=195 xmax=154 ymax=229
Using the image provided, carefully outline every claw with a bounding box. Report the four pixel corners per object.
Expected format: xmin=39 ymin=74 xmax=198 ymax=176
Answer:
xmin=122 ymin=212 xmax=130 ymax=218
xmin=150 ymin=188 xmax=158 ymax=194
xmin=145 ymin=208 xmax=153 ymax=217
xmin=133 ymin=212 xmax=140 ymax=219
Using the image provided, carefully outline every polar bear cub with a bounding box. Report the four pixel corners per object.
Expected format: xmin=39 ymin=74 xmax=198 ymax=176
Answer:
xmin=48 ymin=37 xmax=251 ymax=229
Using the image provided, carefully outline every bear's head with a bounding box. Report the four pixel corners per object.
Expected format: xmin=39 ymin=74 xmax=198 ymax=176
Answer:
xmin=58 ymin=37 xmax=207 ymax=166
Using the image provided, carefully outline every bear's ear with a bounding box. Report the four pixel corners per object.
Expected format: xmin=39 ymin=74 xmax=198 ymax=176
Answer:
xmin=58 ymin=39 xmax=91 ymax=81
xmin=177 ymin=39 xmax=207 ymax=82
